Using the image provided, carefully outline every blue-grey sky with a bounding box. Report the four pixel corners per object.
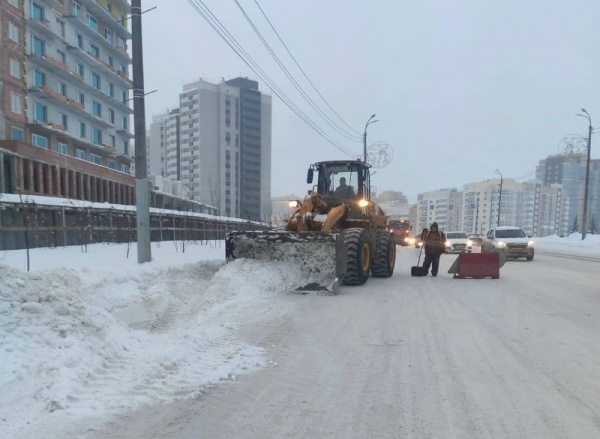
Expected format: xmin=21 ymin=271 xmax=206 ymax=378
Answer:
xmin=141 ymin=0 xmax=599 ymax=202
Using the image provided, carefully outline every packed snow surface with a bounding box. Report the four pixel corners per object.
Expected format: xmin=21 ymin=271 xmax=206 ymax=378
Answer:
xmin=0 ymin=234 xmax=598 ymax=438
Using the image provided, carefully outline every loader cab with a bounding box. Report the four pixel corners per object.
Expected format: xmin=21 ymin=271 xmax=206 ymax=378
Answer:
xmin=308 ymin=161 xmax=372 ymax=200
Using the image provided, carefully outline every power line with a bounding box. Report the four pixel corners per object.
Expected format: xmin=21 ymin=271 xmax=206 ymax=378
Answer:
xmin=234 ymin=0 xmax=362 ymax=142
xmin=185 ymin=0 xmax=356 ymax=157
xmin=252 ymin=0 xmax=362 ymax=138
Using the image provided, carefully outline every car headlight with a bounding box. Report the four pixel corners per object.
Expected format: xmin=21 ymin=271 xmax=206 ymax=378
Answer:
xmin=358 ymin=199 xmax=369 ymax=207
xmin=496 ymin=241 xmax=507 ymax=247
xmin=467 ymin=240 xmax=473 ymax=246
xmin=528 ymin=240 xmax=534 ymax=247
xmin=445 ymin=240 xmax=452 ymax=247
xmin=407 ymin=238 xmax=415 ymax=245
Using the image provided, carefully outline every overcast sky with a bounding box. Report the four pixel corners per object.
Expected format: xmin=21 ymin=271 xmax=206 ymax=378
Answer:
xmin=140 ymin=0 xmax=599 ymax=202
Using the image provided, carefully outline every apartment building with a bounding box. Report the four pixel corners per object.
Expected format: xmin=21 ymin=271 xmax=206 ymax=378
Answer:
xmin=148 ymin=77 xmax=272 ymax=220
xmin=415 ymin=188 xmax=461 ymax=232
xmin=536 ymin=153 xmax=600 ymax=231
xmin=0 ymin=0 xmax=134 ymax=204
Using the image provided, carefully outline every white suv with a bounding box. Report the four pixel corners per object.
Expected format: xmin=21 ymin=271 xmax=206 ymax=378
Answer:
xmin=483 ymin=226 xmax=535 ymax=261
xmin=445 ymin=231 xmax=473 ymax=253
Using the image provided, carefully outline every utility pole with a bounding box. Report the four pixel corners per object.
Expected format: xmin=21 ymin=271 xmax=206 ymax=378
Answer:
xmin=495 ymin=169 xmax=503 ymax=227
xmin=576 ymin=109 xmax=593 ymax=240
xmin=363 ymin=114 xmax=378 ymax=162
xmin=132 ymin=0 xmax=151 ymax=263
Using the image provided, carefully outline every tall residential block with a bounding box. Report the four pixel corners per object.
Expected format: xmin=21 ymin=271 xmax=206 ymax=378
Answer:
xmin=0 ymin=0 xmax=135 ymax=204
xmin=536 ymin=153 xmax=600 ymax=231
xmin=148 ymin=78 xmax=272 ymax=220
xmin=147 ymin=108 xmax=180 ymax=180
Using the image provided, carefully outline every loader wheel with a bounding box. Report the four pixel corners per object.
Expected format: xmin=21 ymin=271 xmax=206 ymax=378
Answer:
xmin=341 ymin=228 xmax=372 ymax=286
xmin=372 ymin=230 xmax=396 ymax=278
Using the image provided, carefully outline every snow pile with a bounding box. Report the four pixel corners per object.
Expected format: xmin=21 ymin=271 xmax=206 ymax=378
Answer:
xmin=535 ymin=233 xmax=600 ymax=256
xmin=0 ymin=242 xmax=307 ymax=438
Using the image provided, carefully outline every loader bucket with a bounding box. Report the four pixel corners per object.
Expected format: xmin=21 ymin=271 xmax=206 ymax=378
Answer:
xmin=226 ymin=230 xmax=347 ymax=294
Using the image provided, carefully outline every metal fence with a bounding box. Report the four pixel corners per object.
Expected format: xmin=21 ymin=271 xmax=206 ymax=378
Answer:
xmin=0 ymin=202 xmax=269 ymax=251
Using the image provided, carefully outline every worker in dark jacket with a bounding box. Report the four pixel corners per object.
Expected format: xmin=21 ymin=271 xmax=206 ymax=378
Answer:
xmin=422 ymin=222 xmax=446 ymax=276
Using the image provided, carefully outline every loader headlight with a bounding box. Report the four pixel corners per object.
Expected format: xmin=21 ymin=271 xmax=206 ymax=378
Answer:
xmin=358 ymin=199 xmax=369 ymax=207
xmin=288 ymin=200 xmax=299 ymax=208
xmin=467 ymin=240 xmax=473 ymax=247
xmin=528 ymin=240 xmax=535 ymax=247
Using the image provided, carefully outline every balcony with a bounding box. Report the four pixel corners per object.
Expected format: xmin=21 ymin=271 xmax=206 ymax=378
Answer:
xmin=64 ymin=15 xmax=131 ymax=62
xmin=27 ymin=18 xmax=56 ymax=40
xmin=29 ymin=122 xmax=120 ymax=157
xmin=82 ymin=0 xmax=132 ymax=40
xmin=29 ymin=86 xmax=112 ymax=129
xmin=77 ymin=48 xmax=133 ymax=88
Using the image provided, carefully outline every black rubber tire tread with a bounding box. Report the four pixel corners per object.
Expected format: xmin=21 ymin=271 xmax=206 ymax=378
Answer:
xmin=341 ymin=228 xmax=371 ymax=286
xmin=372 ymin=230 xmax=395 ymax=278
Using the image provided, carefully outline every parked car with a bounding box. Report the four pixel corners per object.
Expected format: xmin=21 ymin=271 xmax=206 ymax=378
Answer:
xmin=482 ymin=226 xmax=534 ymax=261
xmin=444 ymin=231 xmax=473 ymax=253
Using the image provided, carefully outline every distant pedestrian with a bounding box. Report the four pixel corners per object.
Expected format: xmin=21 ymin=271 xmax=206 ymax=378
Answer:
xmin=422 ymin=222 xmax=446 ymax=276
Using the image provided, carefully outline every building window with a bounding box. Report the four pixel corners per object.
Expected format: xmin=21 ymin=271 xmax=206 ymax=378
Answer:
xmin=57 ymin=50 xmax=66 ymax=64
xmin=33 ymin=69 xmax=46 ymax=87
xmin=60 ymin=113 xmax=68 ymax=129
xmin=107 ymin=55 xmax=113 ymax=67
xmin=9 ymin=0 xmax=20 ymax=7
xmin=10 ymin=57 xmax=20 ymax=78
xmin=80 ymin=122 xmax=86 ymax=138
xmin=76 ymin=62 xmax=84 ymax=77
xmin=9 ymin=21 xmax=19 ymax=43
xmin=108 ymin=160 xmax=115 ymax=169
xmin=109 ymin=109 xmax=115 ymax=124
xmin=88 ymin=14 xmax=98 ymax=32
xmin=33 ymin=102 xmax=47 ymax=123
xmin=91 ymin=72 xmax=101 ymax=89
xmin=31 ymin=2 xmax=44 ymax=21
xmin=31 ymin=35 xmax=45 ymax=56
xmin=59 ymin=82 xmax=67 ymax=96
xmin=91 ymin=154 xmax=102 ymax=164
xmin=120 ymin=164 xmax=128 ymax=173
xmin=120 ymin=64 xmax=127 ymax=74
xmin=10 ymin=93 xmax=22 ymax=114
xmin=123 ymin=141 xmax=129 ymax=155
xmin=122 ymin=116 xmax=128 ymax=130
xmin=32 ymin=134 xmax=48 ymax=149
xmin=58 ymin=143 xmax=68 ymax=154
xmin=108 ymin=82 xmax=114 ymax=97
xmin=90 ymin=44 xmax=100 ymax=58
xmin=57 ymin=19 xmax=65 ymax=38
xmin=105 ymin=28 xmax=112 ymax=42
xmin=78 ymin=92 xmax=85 ymax=106
xmin=92 ymin=100 xmax=102 ymax=117
xmin=117 ymin=37 xmax=125 ymax=49
xmin=109 ymin=134 xmax=116 ymax=147
xmin=11 ymin=127 xmax=24 ymax=141
xmin=77 ymin=149 xmax=86 ymax=160
xmin=121 ymin=90 xmax=127 ymax=103
xmin=73 ymin=1 xmax=81 ymax=17
xmin=92 ymin=127 xmax=102 ymax=144
xmin=76 ymin=33 xmax=83 ymax=49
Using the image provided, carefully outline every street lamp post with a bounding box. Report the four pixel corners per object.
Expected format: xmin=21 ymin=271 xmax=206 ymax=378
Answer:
xmin=576 ymin=109 xmax=593 ymax=240
xmin=495 ymin=169 xmax=503 ymax=227
xmin=363 ymin=114 xmax=379 ymax=163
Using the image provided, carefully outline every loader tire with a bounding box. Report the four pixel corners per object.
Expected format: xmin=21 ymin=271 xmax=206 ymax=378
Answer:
xmin=341 ymin=228 xmax=371 ymax=286
xmin=371 ymin=230 xmax=396 ymax=278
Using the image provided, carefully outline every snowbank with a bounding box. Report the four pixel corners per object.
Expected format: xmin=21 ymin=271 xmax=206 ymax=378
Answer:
xmin=534 ymin=233 xmax=600 ymax=257
xmin=0 ymin=242 xmax=307 ymax=438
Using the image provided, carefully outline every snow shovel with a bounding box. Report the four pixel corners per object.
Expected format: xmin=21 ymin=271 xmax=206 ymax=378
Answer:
xmin=411 ymin=246 xmax=428 ymax=277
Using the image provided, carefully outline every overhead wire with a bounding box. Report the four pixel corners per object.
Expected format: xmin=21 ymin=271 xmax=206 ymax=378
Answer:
xmin=252 ymin=0 xmax=362 ymax=138
xmin=184 ymin=0 xmax=357 ymax=157
xmin=234 ymin=0 xmax=362 ymax=142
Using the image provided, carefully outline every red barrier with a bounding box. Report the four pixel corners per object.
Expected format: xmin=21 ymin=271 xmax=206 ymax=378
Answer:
xmin=453 ymin=252 xmax=500 ymax=279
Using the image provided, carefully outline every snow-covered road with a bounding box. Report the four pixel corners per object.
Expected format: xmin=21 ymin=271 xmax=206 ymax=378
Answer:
xmin=2 ymin=237 xmax=599 ymax=439
xmin=83 ymin=247 xmax=600 ymax=439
